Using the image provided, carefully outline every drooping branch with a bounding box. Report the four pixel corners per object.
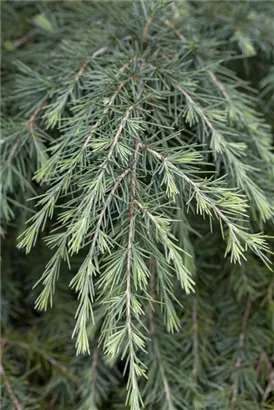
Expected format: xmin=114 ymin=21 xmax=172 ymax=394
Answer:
xmin=70 ymin=167 xmax=133 ymax=353
xmin=140 ymin=143 xmax=271 ymax=266
xmin=165 ymin=15 xmax=274 ymax=171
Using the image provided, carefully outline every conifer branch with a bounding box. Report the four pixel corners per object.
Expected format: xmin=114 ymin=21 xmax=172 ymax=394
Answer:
xmin=231 ymin=296 xmax=252 ymax=406
xmin=197 ymin=56 xmax=231 ymax=101
xmin=142 ymin=144 xmax=234 ymax=220
xmin=126 ymin=141 xmax=139 ymax=328
xmin=0 ymin=340 xmax=23 ymax=410
xmin=165 ymin=19 xmax=231 ymax=101
xmin=74 ymin=46 xmax=108 ymax=83
xmin=3 ymin=339 xmax=71 ymax=376
xmin=83 ymin=58 xmax=133 ymax=147
xmin=261 ymin=369 xmax=274 ymax=403
xmin=173 ymin=83 xmax=219 ymax=135
xmin=166 ymin=15 xmax=274 ymax=170
xmin=90 ymin=168 xmax=131 ymax=251
xmin=3 ymin=2 xmax=273 ymax=408
xmin=1 ymin=337 xmax=81 ymax=396
xmin=0 ymin=365 xmax=23 ymax=410
xmin=7 ymin=102 xmax=46 ymax=166
xmin=30 ymin=106 xmax=135 ymax=352
xmin=102 ymin=107 xmax=133 ymax=169
xmin=171 ymin=82 xmax=273 ymax=221
xmin=72 ymin=106 xmax=133 ymax=246
xmin=125 ymin=139 xmax=144 ymax=410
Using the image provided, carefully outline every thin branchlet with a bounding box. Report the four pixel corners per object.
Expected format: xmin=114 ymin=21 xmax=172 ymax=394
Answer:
xmin=147 ymin=262 xmax=175 ymax=410
xmin=125 ymin=139 xmax=144 ymax=409
xmin=0 ymin=340 xmax=22 ymax=410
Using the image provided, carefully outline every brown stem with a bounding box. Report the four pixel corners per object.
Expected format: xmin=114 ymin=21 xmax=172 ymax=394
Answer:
xmin=47 ymin=391 xmax=58 ymax=410
xmin=201 ymin=59 xmax=230 ymax=100
xmin=12 ymin=30 xmax=35 ymax=49
xmin=171 ymin=2 xmax=180 ymax=19
xmin=0 ymin=340 xmax=23 ymax=410
xmin=7 ymin=103 xmax=46 ymax=167
xmin=74 ymin=46 xmax=108 ymax=83
xmin=27 ymin=104 xmax=46 ymax=136
xmin=165 ymin=19 xmax=186 ymax=42
xmin=240 ymin=297 xmax=252 ymax=344
xmin=142 ymin=16 xmax=152 ymax=44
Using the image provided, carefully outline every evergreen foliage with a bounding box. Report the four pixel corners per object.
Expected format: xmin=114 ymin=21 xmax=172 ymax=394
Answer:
xmin=1 ymin=1 xmax=274 ymax=409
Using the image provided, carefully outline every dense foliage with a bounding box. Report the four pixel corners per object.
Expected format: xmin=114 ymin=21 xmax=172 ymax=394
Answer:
xmin=1 ymin=1 xmax=274 ymax=409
